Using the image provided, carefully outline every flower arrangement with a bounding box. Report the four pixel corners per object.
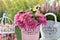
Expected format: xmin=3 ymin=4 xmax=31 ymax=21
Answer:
xmin=14 ymin=10 xmax=47 ymax=31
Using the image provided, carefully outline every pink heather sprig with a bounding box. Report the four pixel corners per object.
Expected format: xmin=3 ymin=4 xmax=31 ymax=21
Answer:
xmin=14 ymin=10 xmax=47 ymax=30
xmin=34 ymin=0 xmax=60 ymax=14
xmin=7 ymin=34 xmax=17 ymax=40
xmin=0 ymin=34 xmax=2 ymax=40
xmin=13 ymin=34 xmax=17 ymax=40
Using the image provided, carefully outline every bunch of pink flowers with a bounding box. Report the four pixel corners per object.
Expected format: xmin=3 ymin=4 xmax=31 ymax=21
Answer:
xmin=0 ymin=34 xmax=17 ymax=40
xmin=14 ymin=10 xmax=47 ymax=30
xmin=34 ymin=0 xmax=60 ymax=14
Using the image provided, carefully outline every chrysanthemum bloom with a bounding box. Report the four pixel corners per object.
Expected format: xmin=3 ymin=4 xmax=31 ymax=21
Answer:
xmin=14 ymin=10 xmax=33 ymax=29
xmin=35 ymin=13 xmax=47 ymax=25
xmin=19 ymin=10 xmax=32 ymax=22
xmin=14 ymin=10 xmax=23 ymax=25
xmin=24 ymin=18 xmax=38 ymax=30
xmin=14 ymin=10 xmax=47 ymax=30
xmin=14 ymin=10 xmax=25 ymax=29
xmin=19 ymin=10 xmax=38 ymax=30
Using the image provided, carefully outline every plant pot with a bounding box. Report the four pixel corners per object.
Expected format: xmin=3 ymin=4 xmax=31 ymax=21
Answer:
xmin=21 ymin=26 xmax=40 ymax=40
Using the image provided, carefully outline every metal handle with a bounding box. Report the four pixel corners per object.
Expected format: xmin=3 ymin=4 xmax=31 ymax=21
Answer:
xmin=1 ymin=13 xmax=13 ymax=24
xmin=45 ymin=13 xmax=57 ymax=23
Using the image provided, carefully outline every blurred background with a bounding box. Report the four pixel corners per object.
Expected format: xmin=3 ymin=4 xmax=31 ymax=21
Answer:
xmin=0 ymin=0 xmax=60 ymax=40
xmin=0 ymin=0 xmax=45 ymax=40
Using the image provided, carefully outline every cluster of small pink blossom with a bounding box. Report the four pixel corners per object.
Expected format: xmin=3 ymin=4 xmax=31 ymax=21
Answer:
xmin=35 ymin=0 xmax=60 ymax=14
xmin=14 ymin=10 xmax=47 ymax=30
xmin=0 ymin=34 xmax=17 ymax=40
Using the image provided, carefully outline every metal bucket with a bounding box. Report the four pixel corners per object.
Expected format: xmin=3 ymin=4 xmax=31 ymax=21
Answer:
xmin=40 ymin=13 xmax=60 ymax=40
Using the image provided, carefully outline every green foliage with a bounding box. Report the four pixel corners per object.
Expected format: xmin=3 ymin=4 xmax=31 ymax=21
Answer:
xmin=1 ymin=0 xmax=41 ymax=20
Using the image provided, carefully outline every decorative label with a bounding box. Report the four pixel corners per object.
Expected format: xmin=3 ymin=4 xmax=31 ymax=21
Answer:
xmin=42 ymin=26 xmax=57 ymax=37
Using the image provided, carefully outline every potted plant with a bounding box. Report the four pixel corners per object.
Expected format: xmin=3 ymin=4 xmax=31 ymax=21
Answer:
xmin=14 ymin=10 xmax=47 ymax=40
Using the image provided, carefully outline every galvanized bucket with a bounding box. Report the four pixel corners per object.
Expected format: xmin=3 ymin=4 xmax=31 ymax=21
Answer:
xmin=40 ymin=13 xmax=60 ymax=40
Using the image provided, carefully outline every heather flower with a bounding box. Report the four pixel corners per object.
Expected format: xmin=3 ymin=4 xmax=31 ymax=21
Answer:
xmin=13 ymin=34 xmax=17 ymax=40
xmin=56 ymin=5 xmax=60 ymax=14
xmin=0 ymin=34 xmax=2 ymax=40
xmin=40 ymin=4 xmax=46 ymax=12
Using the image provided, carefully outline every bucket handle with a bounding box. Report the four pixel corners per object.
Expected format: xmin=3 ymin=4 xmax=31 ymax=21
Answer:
xmin=45 ymin=13 xmax=57 ymax=27
xmin=45 ymin=13 xmax=57 ymax=23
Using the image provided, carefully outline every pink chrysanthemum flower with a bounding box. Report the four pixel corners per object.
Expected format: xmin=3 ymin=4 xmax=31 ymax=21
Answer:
xmin=19 ymin=10 xmax=32 ymax=22
xmin=14 ymin=10 xmax=47 ymax=30
xmin=14 ymin=10 xmax=25 ymax=29
xmin=16 ymin=20 xmax=25 ymax=29
xmin=14 ymin=10 xmax=22 ymax=25
xmin=24 ymin=18 xmax=38 ymax=30
xmin=35 ymin=13 xmax=47 ymax=25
